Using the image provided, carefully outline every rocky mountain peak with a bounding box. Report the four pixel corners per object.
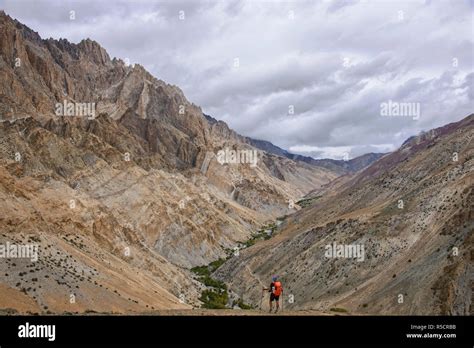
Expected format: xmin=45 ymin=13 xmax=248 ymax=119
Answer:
xmin=77 ymin=38 xmax=111 ymax=66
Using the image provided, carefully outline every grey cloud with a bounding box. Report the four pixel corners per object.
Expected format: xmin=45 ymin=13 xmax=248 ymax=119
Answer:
xmin=326 ymin=0 xmax=359 ymax=14
xmin=2 ymin=0 xmax=473 ymax=159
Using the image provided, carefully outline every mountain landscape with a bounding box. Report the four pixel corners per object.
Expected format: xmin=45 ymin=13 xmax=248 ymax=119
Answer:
xmin=0 ymin=11 xmax=472 ymax=316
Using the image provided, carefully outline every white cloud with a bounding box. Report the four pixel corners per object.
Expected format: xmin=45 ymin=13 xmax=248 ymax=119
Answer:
xmin=289 ymin=145 xmax=353 ymax=160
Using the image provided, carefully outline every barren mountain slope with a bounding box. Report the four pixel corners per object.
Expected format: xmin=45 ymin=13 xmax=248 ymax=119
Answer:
xmin=216 ymin=115 xmax=474 ymax=315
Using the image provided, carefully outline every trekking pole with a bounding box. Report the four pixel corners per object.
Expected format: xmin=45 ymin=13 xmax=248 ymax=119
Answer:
xmin=259 ymin=289 xmax=264 ymax=310
xmin=281 ymin=293 xmax=284 ymax=313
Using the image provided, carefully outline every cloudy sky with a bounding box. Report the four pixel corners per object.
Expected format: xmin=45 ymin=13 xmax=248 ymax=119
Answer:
xmin=2 ymin=0 xmax=473 ymax=159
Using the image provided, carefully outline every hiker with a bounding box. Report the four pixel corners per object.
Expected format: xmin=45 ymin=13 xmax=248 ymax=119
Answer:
xmin=263 ymin=276 xmax=282 ymax=313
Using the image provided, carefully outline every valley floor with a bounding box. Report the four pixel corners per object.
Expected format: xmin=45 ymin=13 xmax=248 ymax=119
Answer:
xmin=0 ymin=308 xmax=335 ymax=316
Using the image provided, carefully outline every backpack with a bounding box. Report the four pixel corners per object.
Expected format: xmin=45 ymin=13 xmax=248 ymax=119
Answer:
xmin=273 ymin=281 xmax=282 ymax=296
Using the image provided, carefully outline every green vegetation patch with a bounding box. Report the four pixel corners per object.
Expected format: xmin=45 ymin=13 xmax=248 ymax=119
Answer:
xmin=192 ymin=258 xmax=229 ymax=308
xmin=199 ymin=289 xmax=228 ymax=309
xmin=241 ymin=222 xmax=278 ymax=248
xmin=296 ymin=196 xmax=322 ymax=208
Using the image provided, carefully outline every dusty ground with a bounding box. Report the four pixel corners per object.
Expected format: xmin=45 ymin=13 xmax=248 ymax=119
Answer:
xmin=139 ymin=309 xmax=335 ymax=316
xmin=0 ymin=308 xmax=337 ymax=316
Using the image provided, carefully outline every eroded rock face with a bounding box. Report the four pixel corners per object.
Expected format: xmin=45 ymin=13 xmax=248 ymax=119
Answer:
xmin=0 ymin=11 xmax=339 ymax=313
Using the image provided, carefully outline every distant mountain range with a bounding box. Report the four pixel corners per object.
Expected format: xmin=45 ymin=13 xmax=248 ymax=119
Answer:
xmin=204 ymin=114 xmax=385 ymax=174
xmin=246 ymin=138 xmax=386 ymax=174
